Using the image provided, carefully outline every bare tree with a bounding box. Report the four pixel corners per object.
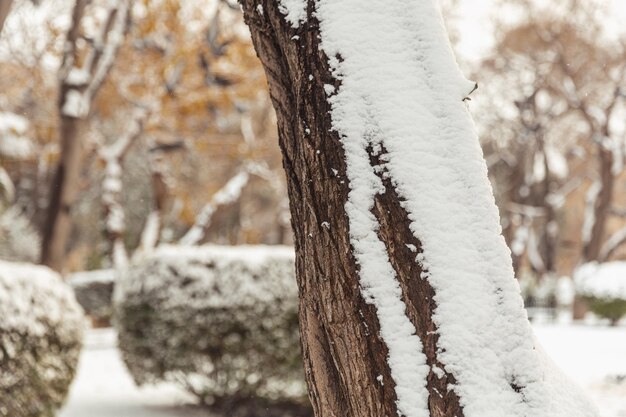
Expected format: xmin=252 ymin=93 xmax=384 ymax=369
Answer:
xmin=94 ymin=108 xmax=147 ymax=268
xmin=41 ymin=0 xmax=132 ymax=271
xmin=240 ymin=1 xmax=595 ymax=416
xmin=476 ymin=4 xmax=626 ymax=282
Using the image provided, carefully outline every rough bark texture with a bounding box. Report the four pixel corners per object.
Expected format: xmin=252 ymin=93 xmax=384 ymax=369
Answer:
xmin=241 ymin=2 xmax=462 ymax=416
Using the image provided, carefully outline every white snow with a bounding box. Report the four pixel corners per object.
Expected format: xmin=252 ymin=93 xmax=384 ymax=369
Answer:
xmin=62 ymin=89 xmax=89 ymax=118
xmin=0 ymin=167 xmax=14 ymax=200
xmin=69 ymin=269 xmax=116 ymax=287
xmin=575 ymin=262 xmax=626 ymax=300
xmin=116 ymin=244 xmax=297 ymax=309
xmin=534 ymin=324 xmax=626 ymax=417
xmin=0 ymin=260 xmax=84 ymax=338
xmin=277 ymin=0 xmax=307 ymax=28
xmin=57 ymin=324 xmax=626 ymax=417
xmin=0 ymin=111 xmax=35 ymax=159
xmin=0 ymin=207 xmax=40 ymax=262
xmin=0 ymin=111 xmax=28 ymax=133
xmin=58 ymin=329 xmax=201 ymax=417
xmin=583 ymin=181 xmax=602 ymax=245
xmin=66 ymin=67 xmax=90 ymax=86
xmin=314 ymin=0 xmax=597 ymax=415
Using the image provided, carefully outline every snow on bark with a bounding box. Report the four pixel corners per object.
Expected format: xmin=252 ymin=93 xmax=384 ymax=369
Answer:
xmin=98 ymin=109 xmax=147 ymax=268
xmin=582 ymin=181 xmax=602 ymax=245
xmin=60 ymin=0 xmax=131 ymax=118
xmin=0 ymin=111 xmax=35 ymax=159
xmin=277 ymin=0 xmax=307 ymax=28
xmin=599 ymin=224 xmax=626 ymax=262
xmin=134 ymin=210 xmax=161 ymax=257
xmin=314 ymin=0 xmax=597 ymax=416
xmin=180 ymin=170 xmax=250 ymax=245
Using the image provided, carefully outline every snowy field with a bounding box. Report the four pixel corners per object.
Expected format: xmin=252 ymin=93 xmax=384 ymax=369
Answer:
xmin=534 ymin=324 xmax=626 ymax=417
xmin=60 ymin=325 xmax=626 ymax=417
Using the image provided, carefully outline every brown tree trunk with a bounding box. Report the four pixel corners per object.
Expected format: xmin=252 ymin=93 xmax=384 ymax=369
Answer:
xmin=583 ymin=148 xmax=614 ymax=262
xmin=0 ymin=0 xmax=13 ymax=34
xmin=240 ymin=2 xmax=462 ymax=416
xmin=41 ymin=0 xmax=130 ymax=271
xmin=41 ymin=116 xmax=86 ymax=271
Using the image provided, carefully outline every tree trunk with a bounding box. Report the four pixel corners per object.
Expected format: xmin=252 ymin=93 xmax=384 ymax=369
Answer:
xmin=41 ymin=0 xmax=130 ymax=271
xmin=242 ymin=3 xmax=460 ymax=415
xmin=41 ymin=116 xmax=86 ymax=271
xmin=0 ymin=0 xmax=13 ymax=34
xmin=583 ymin=148 xmax=614 ymax=262
xmin=241 ymin=1 xmax=596 ymax=417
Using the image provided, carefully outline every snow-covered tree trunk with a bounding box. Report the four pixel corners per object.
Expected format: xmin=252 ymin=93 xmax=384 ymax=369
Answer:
xmin=98 ymin=109 xmax=147 ymax=268
xmin=0 ymin=0 xmax=13 ymax=34
xmin=42 ymin=0 xmax=131 ymax=271
xmin=241 ymin=1 xmax=597 ymax=417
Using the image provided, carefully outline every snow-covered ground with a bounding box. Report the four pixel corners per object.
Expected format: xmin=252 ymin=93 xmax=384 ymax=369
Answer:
xmin=58 ymin=329 xmax=203 ymax=417
xmin=535 ymin=324 xmax=626 ymax=417
xmin=60 ymin=324 xmax=626 ymax=417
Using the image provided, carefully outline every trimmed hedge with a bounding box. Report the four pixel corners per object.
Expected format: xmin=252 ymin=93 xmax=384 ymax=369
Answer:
xmin=575 ymin=262 xmax=626 ymax=325
xmin=0 ymin=260 xmax=85 ymax=417
xmin=114 ymin=245 xmax=307 ymax=405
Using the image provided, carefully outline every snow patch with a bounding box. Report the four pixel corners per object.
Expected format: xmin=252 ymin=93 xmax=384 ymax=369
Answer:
xmin=277 ymin=0 xmax=307 ymax=28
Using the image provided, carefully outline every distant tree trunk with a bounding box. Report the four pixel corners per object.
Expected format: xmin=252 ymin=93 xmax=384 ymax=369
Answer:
xmin=0 ymin=0 xmax=13 ymax=34
xmin=241 ymin=1 xmax=595 ymax=417
xmin=41 ymin=0 xmax=131 ymax=271
xmin=41 ymin=116 xmax=87 ymax=271
xmin=583 ymin=148 xmax=614 ymax=262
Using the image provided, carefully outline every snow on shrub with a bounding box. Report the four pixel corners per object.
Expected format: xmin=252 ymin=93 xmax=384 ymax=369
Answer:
xmin=0 ymin=260 xmax=85 ymax=417
xmin=114 ymin=245 xmax=306 ymax=404
xmin=0 ymin=207 xmax=41 ymax=263
xmin=575 ymin=262 xmax=626 ymax=325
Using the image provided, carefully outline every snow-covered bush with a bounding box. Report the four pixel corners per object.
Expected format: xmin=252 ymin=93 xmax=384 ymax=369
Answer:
xmin=0 ymin=261 xmax=85 ymax=417
xmin=0 ymin=207 xmax=41 ymax=262
xmin=575 ymin=262 xmax=626 ymax=325
xmin=114 ymin=245 xmax=306 ymax=404
xmin=69 ymin=269 xmax=117 ymax=324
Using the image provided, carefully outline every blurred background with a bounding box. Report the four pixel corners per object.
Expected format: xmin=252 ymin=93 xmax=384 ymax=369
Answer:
xmin=0 ymin=0 xmax=625 ymax=416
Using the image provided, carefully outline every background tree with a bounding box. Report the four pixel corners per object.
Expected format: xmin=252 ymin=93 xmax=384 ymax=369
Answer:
xmin=473 ymin=0 xmax=626 ymax=285
xmin=42 ymin=0 xmax=133 ymax=271
xmin=1 ymin=0 xmax=289 ymax=271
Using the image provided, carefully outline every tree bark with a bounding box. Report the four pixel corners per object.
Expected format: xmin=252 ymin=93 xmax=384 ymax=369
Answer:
xmin=41 ymin=0 xmax=131 ymax=271
xmin=41 ymin=116 xmax=86 ymax=271
xmin=0 ymin=0 xmax=13 ymax=34
xmin=583 ymin=148 xmax=614 ymax=262
xmin=240 ymin=2 xmax=462 ymax=416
